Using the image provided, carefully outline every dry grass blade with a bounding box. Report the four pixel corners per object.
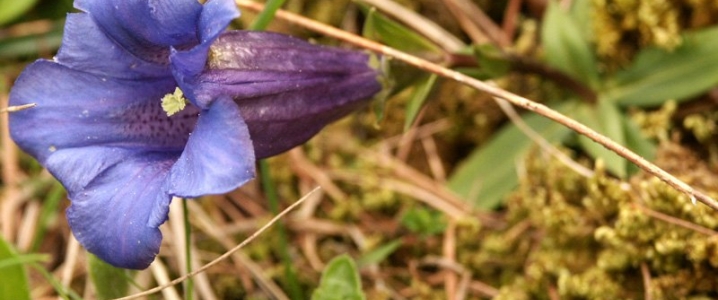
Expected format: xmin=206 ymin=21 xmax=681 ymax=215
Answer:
xmin=443 ymin=0 xmax=509 ymax=46
xmin=234 ymin=0 xmax=718 ymax=211
xmin=115 ymin=187 xmax=320 ymax=300
xmin=0 ymin=103 xmax=36 ymax=113
xmin=442 ymin=220 xmax=457 ymax=300
xmin=354 ymin=0 xmax=465 ymax=52
xmin=641 ymin=262 xmax=653 ymax=300
xmin=0 ymin=90 xmax=21 ymax=243
xmin=633 ymin=203 xmax=718 ymax=236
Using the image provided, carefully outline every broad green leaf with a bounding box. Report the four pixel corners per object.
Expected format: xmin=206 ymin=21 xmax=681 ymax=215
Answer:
xmin=569 ymin=0 xmax=593 ymax=41
xmin=400 ymin=206 xmax=446 ymax=236
xmin=604 ymin=26 xmax=718 ymax=107
xmin=89 ymin=254 xmax=133 ymax=300
xmin=361 ymin=7 xmax=441 ymax=53
xmin=448 ymin=105 xmax=573 ymax=209
xmin=541 ymin=1 xmax=599 ymax=88
xmin=0 ymin=236 xmax=31 ymax=300
xmin=404 ymin=73 xmax=438 ymax=130
xmin=311 ymin=255 xmax=365 ymax=300
xmin=357 ymin=240 xmax=402 ymax=267
xmin=0 ymin=0 xmax=38 ymax=25
xmin=575 ymin=101 xmax=627 ymax=178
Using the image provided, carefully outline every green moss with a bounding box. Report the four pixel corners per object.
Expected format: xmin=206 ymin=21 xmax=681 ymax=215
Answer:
xmin=457 ymin=145 xmax=718 ymax=298
xmin=592 ymin=0 xmax=718 ymax=68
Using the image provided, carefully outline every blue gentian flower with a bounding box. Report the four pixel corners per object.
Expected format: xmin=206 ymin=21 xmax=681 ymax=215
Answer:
xmin=9 ymin=0 xmax=381 ymax=269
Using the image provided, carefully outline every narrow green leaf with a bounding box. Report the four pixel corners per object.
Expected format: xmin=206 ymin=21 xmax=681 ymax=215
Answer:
xmin=404 ymin=74 xmax=438 ymax=131
xmin=605 ymin=26 xmax=718 ymax=107
xmin=311 ymin=255 xmax=365 ymax=300
xmin=0 ymin=253 xmax=48 ymax=270
xmin=29 ymin=261 xmax=83 ymax=300
xmin=0 ymin=0 xmax=38 ymax=25
xmin=32 ymin=181 xmax=64 ymax=252
xmin=0 ymin=25 xmax=63 ymax=59
xmin=249 ymin=0 xmax=286 ymax=30
xmin=448 ymin=105 xmax=573 ymax=209
xmin=473 ymin=44 xmax=511 ymax=78
xmin=89 ymin=254 xmax=133 ymax=300
xmin=361 ymin=7 xmax=441 ymax=53
xmin=575 ymin=101 xmax=627 ymax=178
xmin=0 ymin=236 xmax=31 ymax=300
xmin=541 ymin=1 xmax=599 ymax=88
xmin=357 ymin=240 xmax=402 ymax=267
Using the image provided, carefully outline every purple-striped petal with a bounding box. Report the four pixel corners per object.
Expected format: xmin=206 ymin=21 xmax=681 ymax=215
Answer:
xmin=9 ymin=61 xmax=198 ymax=163
xmin=168 ymin=97 xmax=255 ymax=197
xmin=239 ymin=71 xmax=380 ymax=157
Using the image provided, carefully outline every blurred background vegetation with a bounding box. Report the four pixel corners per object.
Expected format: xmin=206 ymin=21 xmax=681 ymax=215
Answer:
xmin=2 ymin=0 xmax=718 ymax=299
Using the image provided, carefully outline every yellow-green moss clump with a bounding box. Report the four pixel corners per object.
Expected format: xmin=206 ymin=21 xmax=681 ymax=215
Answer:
xmin=592 ymin=0 xmax=718 ymax=68
xmin=456 ymin=145 xmax=718 ymax=299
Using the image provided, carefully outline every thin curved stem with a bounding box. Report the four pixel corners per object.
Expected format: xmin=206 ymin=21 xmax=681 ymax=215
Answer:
xmin=182 ymin=199 xmax=194 ymax=300
xmin=115 ymin=187 xmax=320 ymax=300
xmin=234 ymin=0 xmax=718 ymax=211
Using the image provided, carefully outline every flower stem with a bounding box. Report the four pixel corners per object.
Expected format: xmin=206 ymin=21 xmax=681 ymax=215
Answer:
xmin=249 ymin=0 xmax=286 ymax=30
xmin=182 ymin=198 xmax=194 ymax=300
xmin=259 ymin=159 xmax=303 ymax=300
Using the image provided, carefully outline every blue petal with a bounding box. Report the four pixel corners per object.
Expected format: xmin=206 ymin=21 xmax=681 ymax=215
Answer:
xmin=9 ymin=61 xmax=198 ymax=163
xmin=171 ymin=0 xmax=240 ymax=108
xmin=75 ymin=0 xmax=238 ymax=65
xmin=55 ymin=13 xmax=169 ymax=79
xmin=196 ymin=0 xmax=240 ymax=44
xmin=168 ymin=97 xmax=255 ymax=197
xmin=74 ymin=0 xmax=200 ymax=64
xmin=53 ymin=148 xmax=177 ymax=269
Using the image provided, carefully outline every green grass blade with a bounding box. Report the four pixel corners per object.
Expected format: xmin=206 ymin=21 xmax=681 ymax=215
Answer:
xmin=0 ymin=236 xmax=31 ymax=300
xmin=249 ymin=0 xmax=286 ymax=30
